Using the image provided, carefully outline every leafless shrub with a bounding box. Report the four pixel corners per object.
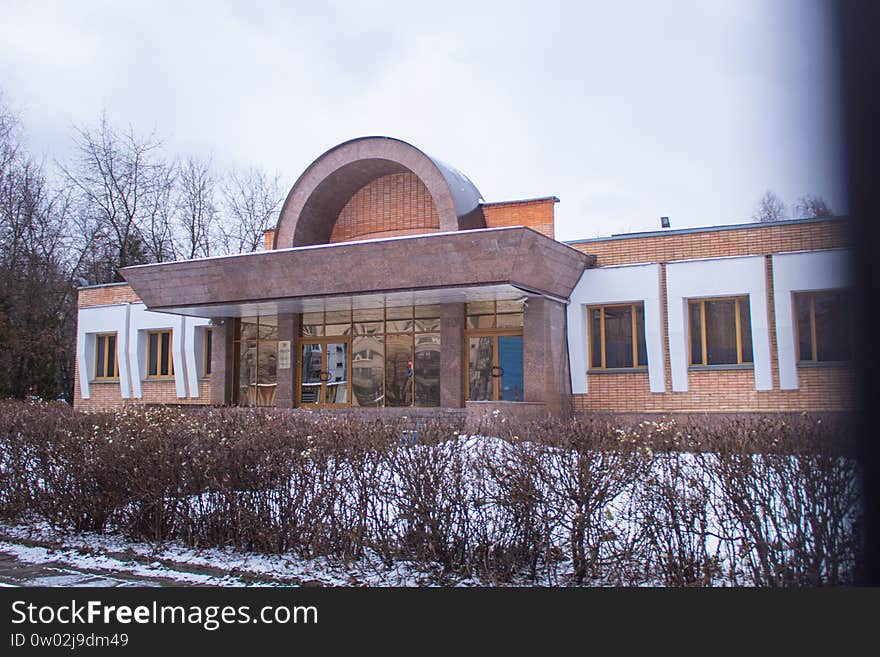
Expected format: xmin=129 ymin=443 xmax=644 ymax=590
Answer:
xmin=0 ymin=402 xmax=863 ymax=585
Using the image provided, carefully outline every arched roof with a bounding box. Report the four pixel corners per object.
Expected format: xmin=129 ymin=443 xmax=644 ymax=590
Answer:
xmin=273 ymin=136 xmax=485 ymax=248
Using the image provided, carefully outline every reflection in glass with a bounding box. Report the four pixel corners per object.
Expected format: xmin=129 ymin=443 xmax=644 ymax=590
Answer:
xmin=324 ymin=342 xmax=348 ymax=404
xmin=496 ymin=299 xmax=524 ymax=314
xmin=258 ymin=341 xmax=277 ymax=384
xmin=300 ymin=343 xmax=322 ymax=404
xmin=148 ymin=332 xmax=158 ymax=375
xmin=386 ymin=306 xmax=412 ymax=320
xmin=468 ymin=336 xmax=494 ymax=401
xmin=603 ymin=305 xmax=633 ymax=368
xmin=353 ymin=308 xmax=384 ymax=322
xmin=796 ymin=294 xmax=813 ymax=361
xmin=815 ymin=291 xmax=851 ymax=362
xmin=705 ymin=300 xmax=737 ymax=365
xmin=258 ymin=317 xmax=278 ymax=341
xmin=236 ymin=316 xmax=277 ymax=406
xmin=302 ymin=312 xmax=323 ymax=337
xmin=414 ymin=333 xmax=440 ymax=406
xmin=385 ymin=334 xmax=412 ymax=406
xmin=325 ymin=310 xmax=351 ymax=325
xmin=296 ymin=304 xmax=447 ymax=407
xmin=466 ymin=301 xmax=495 ymax=315
xmin=386 ymin=320 xmax=413 ymax=333
xmin=496 ymin=313 xmax=523 ymax=328
xmin=414 ymin=304 xmax=441 ymax=318
xmin=352 ymin=336 xmax=384 ymax=407
xmin=353 ymin=321 xmax=383 ymax=335
xmin=466 ymin=315 xmax=495 ymax=329
xmin=590 ymin=308 xmax=602 ymax=368
xmin=240 ymin=318 xmax=259 ymax=341
xmin=498 ymin=335 xmax=523 ymax=401
xmin=239 ymin=340 xmax=257 ymax=404
xmin=96 ymin=336 xmax=106 ymax=377
xmin=689 ymin=302 xmax=703 ymax=365
xmin=739 ymin=299 xmax=753 ymax=363
xmin=324 ymin=323 xmax=351 ymax=336
xmin=636 ymin=305 xmax=647 ymax=366
xmin=415 ymin=318 xmax=440 ymax=332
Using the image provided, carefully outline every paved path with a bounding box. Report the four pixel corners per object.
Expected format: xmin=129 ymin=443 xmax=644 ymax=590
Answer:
xmin=0 ymin=550 xmax=168 ymax=587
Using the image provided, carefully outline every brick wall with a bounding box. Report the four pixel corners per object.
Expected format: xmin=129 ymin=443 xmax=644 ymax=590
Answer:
xmin=481 ymin=197 xmax=556 ymax=239
xmin=569 ymin=218 xmax=849 ymax=266
xmin=78 ymin=283 xmax=142 ymax=308
xmin=74 ymin=375 xmax=213 ymax=411
xmin=75 ymin=220 xmax=854 ymax=415
xmin=330 ymin=172 xmax=440 ymax=243
xmin=570 ymin=219 xmax=855 ymax=414
xmin=74 ymin=284 xmax=212 ymax=411
xmin=572 ymin=367 xmax=855 ymax=413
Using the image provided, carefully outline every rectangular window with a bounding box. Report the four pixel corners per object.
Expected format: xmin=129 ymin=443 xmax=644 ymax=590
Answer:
xmin=94 ymin=333 xmax=118 ymax=379
xmin=465 ymin=300 xmax=524 ymax=402
xmin=688 ymin=297 xmax=753 ymax=366
xmin=298 ymin=305 xmax=444 ymax=408
xmin=466 ymin=300 xmax=524 ymax=330
xmin=794 ymin=290 xmax=852 ymax=363
xmin=235 ymin=316 xmax=278 ymax=406
xmin=588 ymin=303 xmax=648 ymax=369
xmin=147 ymin=329 xmax=174 ymax=377
xmin=205 ymin=328 xmax=213 ymax=376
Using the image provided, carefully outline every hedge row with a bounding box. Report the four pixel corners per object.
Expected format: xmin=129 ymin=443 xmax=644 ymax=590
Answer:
xmin=0 ymin=401 xmax=863 ymax=585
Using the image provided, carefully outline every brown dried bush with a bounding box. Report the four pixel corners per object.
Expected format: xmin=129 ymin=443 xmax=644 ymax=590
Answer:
xmin=0 ymin=402 xmax=863 ymax=585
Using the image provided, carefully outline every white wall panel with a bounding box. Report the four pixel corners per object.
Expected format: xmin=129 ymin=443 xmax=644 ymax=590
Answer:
xmin=567 ymin=264 xmax=665 ymax=394
xmin=666 ymin=255 xmax=771 ymax=392
xmin=772 ymin=249 xmax=852 ymax=390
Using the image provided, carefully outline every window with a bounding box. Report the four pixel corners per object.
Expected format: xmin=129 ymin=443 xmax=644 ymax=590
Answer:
xmin=298 ymin=306 xmax=441 ymax=408
xmin=147 ymin=330 xmax=174 ymax=377
xmin=204 ymin=328 xmax=213 ymax=376
xmin=794 ymin=290 xmax=852 ymax=363
xmin=94 ymin=333 xmax=119 ymax=379
xmin=688 ymin=297 xmax=753 ymax=366
xmin=588 ymin=303 xmax=647 ymax=369
xmin=236 ymin=316 xmax=277 ymax=406
xmin=466 ymin=300 xmax=524 ymax=402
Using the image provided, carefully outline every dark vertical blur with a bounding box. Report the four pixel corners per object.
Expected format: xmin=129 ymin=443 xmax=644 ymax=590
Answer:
xmin=834 ymin=0 xmax=880 ymax=585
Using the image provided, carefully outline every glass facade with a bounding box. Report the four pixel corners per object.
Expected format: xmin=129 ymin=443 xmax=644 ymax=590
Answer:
xmin=465 ymin=300 xmax=524 ymax=402
xmin=299 ymin=305 xmax=441 ymax=408
xmin=235 ymin=316 xmax=278 ymax=406
xmin=231 ymin=302 xmax=527 ymax=409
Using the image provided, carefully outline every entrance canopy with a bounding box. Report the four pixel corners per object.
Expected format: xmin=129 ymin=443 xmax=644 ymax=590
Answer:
xmin=120 ymin=226 xmax=593 ymax=318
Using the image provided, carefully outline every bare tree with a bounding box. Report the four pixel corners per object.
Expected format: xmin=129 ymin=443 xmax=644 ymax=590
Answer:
xmin=793 ymin=194 xmax=834 ymax=219
xmin=141 ymin=160 xmax=177 ymax=263
xmin=219 ymin=166 xmax=282 ymax=253
xmin=752 ymin=190 xmax=788 ymax=223
xmin=176 ymin=156 xmax=218 ymax=259
xmin=59 ymin=113 xmax=171 ymax=280
xmin=0 ymin=96 xmax=81 ymax=399
xmin=0 ymin=91 xmax=289 ymax=400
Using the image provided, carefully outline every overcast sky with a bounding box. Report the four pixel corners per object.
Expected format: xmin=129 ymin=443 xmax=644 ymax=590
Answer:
xmin=0 ymin=0 xmax=843 ymax=241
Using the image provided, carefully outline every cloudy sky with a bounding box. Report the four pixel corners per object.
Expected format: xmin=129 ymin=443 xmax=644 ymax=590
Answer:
xmin=0 ymin=0 xmax=843 ymax=241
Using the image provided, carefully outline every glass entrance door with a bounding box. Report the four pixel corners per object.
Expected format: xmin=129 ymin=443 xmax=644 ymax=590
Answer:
xmin=467 ymin=333 xmax=523 ymax=401
xmin=299 ymin=339 xmax=350 ymax=408
xmin=497 ymin=335 xmax=523 ymax=401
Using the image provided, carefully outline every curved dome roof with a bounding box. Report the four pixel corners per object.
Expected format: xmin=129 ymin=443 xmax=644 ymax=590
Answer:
xmin=273 ymin=136 xmax=485 ymax=248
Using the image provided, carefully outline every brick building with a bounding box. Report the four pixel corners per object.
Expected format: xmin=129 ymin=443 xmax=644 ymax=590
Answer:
xmin=75 ymin=137 xmax=853 ymax=417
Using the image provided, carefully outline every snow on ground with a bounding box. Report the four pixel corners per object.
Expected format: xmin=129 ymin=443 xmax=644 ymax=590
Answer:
xmin=0 ymin=521 xmax=477 ymax=587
